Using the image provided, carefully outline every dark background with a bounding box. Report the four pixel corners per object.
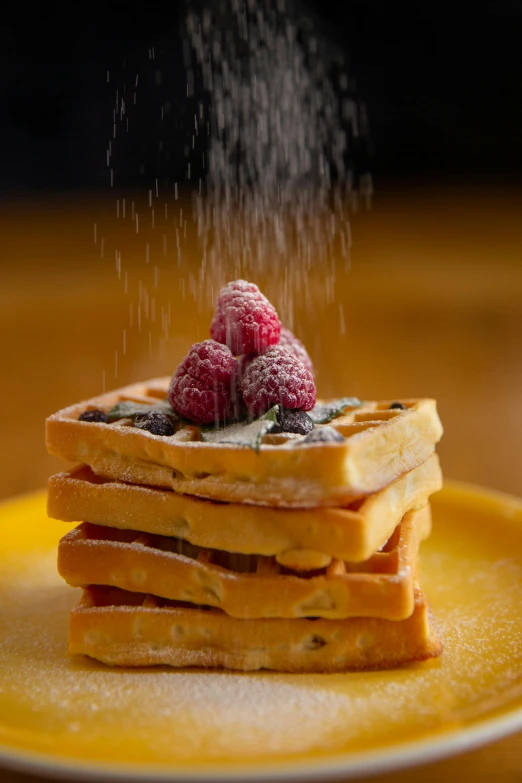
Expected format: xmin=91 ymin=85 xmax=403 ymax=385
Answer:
xmin=1 ymin=0 xmax=521 ymax=193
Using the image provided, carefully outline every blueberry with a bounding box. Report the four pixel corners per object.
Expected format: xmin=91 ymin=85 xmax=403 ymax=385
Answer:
xmin=78 ymin=409 xmax=109 ymax=423
xmin=298 ymin=427 xmax=344 ymax=445
xmin=389 ymin=402 xmax=406 ymax=411
xmin=133 ymin=411 xmax=175 ymax=436
xmin=274 ymin=408 xmax=314 ymax=436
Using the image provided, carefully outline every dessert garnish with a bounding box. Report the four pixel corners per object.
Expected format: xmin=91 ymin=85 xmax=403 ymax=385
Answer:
xmin=272 ymin=408 xmax=314 ymax=435
xmin=296 ymin=427 xmax=345 ymax=445
xmin=309 ymin=397 xmax=362 ymax=424
xmin=201 ymin=406 xmax=279 ymax=451
xmin=241 ymin=345 xmax=316 ymax=416
xmin=78 ymin=409 xmax=109 ymax=423
xmin=106 ymin=399 xmax=178 ymax=423
xmin=210 ymin=279 xmax=281 ymax=355
xmin=133 ymin=411 xmax=176 ymax=436
xmin=168 ymin=339 xmax=241 ymax=424
xmin=76 ymin=283 xmax=360 ymax=447
xmin=168 ymin=279 xmax=316 ymax=427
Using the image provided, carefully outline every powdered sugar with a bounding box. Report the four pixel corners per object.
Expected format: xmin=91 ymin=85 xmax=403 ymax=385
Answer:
xmin=1 ymin=513 xmax=521 ymax=766
xmin=278 ymin=326 xmax=314 ymax=374
xmin=184 ymin=0 xmax=370 ymax=325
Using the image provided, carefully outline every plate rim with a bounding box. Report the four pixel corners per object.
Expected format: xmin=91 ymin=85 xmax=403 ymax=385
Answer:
xmin=0 ymin=479 xmax=521 ymax=782
xmin=1 ymin=705 xmax=522 ymax=783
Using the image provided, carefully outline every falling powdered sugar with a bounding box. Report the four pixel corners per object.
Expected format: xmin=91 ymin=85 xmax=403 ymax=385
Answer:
xmin=185 ymin=0 xmax=371 ymax=325
xmin=100 ymin=0 xmax=371 ymax=375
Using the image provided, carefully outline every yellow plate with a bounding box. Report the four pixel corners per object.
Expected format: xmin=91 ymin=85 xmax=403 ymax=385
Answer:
xmin=0 ymin=482 xmax=521 ymax=781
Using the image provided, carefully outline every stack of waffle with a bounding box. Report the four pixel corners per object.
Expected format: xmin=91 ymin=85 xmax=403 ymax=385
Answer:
xmin=46 ymin=378 xmax=443 ymax=672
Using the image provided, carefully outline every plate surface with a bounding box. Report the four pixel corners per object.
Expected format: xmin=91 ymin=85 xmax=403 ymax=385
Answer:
xmin=0 ymin=482 xmax=521 ymax=782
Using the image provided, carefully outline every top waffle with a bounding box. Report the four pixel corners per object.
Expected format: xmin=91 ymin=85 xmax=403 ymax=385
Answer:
xmin=46 ymin=378 xmax=443 ymax=507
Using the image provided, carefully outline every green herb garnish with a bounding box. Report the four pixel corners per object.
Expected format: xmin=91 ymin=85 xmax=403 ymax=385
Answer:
xmin=309 ymin=397 xmax=362 ymax=424
xmin=200 ymin=406 xmax=279 ymax=452
xmin=107 ymin=400 xmax=179 ymax=423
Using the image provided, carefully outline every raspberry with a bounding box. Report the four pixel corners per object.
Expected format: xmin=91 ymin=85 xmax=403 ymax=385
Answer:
xmin=168 ymin=340 xmax=241 ymax=425
xmin=241 ymin=346 xmax=316 ymax=416
xmin=210 ymin=280 xmax=281 ymax=355
xmin=278 ymin=327 xmax=314 ymax=374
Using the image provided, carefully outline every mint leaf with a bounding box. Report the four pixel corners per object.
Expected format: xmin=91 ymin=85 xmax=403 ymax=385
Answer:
xmin=199 ymin=411 xmax=251 ymax=435
xmin=107 ymin=400 xmax=179 ymax=423
xmin=309 ymin=397 xmax=362 ymax=424
xmin=200 ymin=406 xmax=279 ymax=451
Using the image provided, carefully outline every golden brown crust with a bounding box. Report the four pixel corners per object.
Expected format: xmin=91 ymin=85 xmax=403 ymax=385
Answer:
xmin=48 ymin=455 xmax=441 ymax=562
xmin=58 ymin=506 xmax=430 ymax=621
xmin=45 ymin=378 xmax=443 ymax=507
xmin=68 ymin=585 xmax=442 ymax=672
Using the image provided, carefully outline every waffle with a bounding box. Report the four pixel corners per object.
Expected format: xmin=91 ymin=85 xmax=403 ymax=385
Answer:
xmin=48 ymin=454 xmax=441 ymax=564
xmin=58 ymin=505 xmax=430 ymax=621
xmin=68 ymin=585 xmax=441 ymax=672
xmin=45 ymin=378 xmax=443 ymax=507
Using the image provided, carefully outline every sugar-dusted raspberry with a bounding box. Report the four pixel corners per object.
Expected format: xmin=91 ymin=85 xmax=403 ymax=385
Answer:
xmin=278 ymin=327 xmax=314 ymax=374
xmin=168 ymin=340 xmax=241 ymax=425
xmin=241 ymin=346 xmax=316 ymax=416
xmin=210 ymin=280 xmax=281 ymax=355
